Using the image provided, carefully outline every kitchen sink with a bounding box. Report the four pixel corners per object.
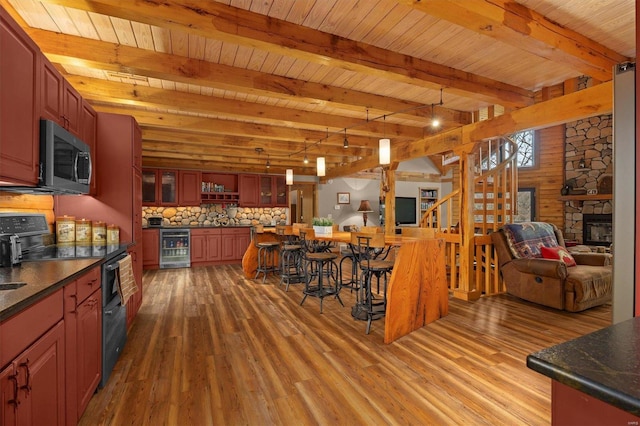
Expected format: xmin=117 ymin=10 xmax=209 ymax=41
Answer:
xmin=0 ymin=282 xmax=27 ymax=290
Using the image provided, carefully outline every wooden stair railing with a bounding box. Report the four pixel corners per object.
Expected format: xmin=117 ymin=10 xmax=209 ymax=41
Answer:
xmin=418 ymin=136 xmax=518 ymax=299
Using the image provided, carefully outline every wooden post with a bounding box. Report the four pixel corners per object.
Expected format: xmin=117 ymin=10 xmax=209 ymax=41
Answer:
xmin=383 ymin=163 xmax=398 ymax=236
xmin=453 ymin=153 xmax=481 ymax=301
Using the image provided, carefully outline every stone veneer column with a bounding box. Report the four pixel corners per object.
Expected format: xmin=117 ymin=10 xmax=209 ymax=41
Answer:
xmin=563 ymin=115 xmax=613 ymax=242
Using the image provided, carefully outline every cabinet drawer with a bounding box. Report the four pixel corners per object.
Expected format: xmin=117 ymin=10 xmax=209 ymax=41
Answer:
xmin=76 ymin=267 xmax=101 ymax=303
xmin=0 ymin=288 xmax=64 ymax=367
xmin=191 ymin=228 xmax=221 ymax=236
xmin=221 ymin=228 xmax=250 ymax=236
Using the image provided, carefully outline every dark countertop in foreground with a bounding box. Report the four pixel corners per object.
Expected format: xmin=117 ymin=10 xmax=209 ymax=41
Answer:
xmin=527 ymin=317 xmax=640 ymax=416
xmin=0 ymin=244 xmax=129 ymax=322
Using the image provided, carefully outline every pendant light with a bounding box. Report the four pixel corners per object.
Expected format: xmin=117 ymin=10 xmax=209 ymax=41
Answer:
xmin=303 ymin=141 xmax=309 ymax=164
xmin=379 ymin=115 xmax=390 ymax=165
xmin=431 ymin=88 xmax=443 ymax=128
xmin=316 ymin=157 xmax=326 ymax=177
xmin=343 ymin=128 xmax=349 ymax=149
xmin=286 ymin=168 xmax=293 ymax=185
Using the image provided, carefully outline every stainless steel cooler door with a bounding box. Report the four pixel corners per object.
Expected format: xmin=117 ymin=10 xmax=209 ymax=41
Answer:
xmin=159 ymin=228 xmax=191 ymax=268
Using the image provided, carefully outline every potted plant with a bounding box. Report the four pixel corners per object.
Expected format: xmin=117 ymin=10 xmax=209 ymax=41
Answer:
xmin=312 ymin=217 xmax=334 ymax=237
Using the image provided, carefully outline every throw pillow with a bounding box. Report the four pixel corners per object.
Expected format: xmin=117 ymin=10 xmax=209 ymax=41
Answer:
xmin=540 ymin=246 xmax=577 ymax=267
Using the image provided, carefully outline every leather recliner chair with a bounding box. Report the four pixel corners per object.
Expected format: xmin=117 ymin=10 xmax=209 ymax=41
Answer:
xmin=492 ymin=222 xmax=612 ymax=312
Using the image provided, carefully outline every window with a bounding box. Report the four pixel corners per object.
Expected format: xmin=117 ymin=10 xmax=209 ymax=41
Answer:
xmin=480 ymin=130 xmax=536 ymax=171
xmin=511 ymin=130 xmax=535 ymax=168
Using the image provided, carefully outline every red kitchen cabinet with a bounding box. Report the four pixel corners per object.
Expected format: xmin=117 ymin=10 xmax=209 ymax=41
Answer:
xmin=0 ymin=7 xmax=40 ymax=185
xmin=141 ymin=168 xmax=178 ymax=206
xmin=142 ymin=228 xmax=160 ymax=269
xmin=1 ymin=315 xmax=65 ymax=426
xmin=190 ymin=228 xmax=222 ymax=266
xmin=239 ymin=174 xmax=259 ymax=207
xmin=259 ymin=175 xmax=288 ymax=207
xmin=221 ymin=228 xmax=251 ymax=262
xmin=40 ymin=56 xmax=82 ymax=136
xmin=63 ymin=270 xmax=102 ymax=425
xmin=179 ymin=170 xmax=201 ymax=205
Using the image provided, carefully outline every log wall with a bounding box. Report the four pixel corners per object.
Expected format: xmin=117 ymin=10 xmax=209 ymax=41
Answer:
xmin=0 ymin=191 xmax=55 ymax=232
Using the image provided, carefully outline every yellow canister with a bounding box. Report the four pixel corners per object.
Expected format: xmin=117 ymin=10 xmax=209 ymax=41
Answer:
xmin=56 ymin=216 xmax=76 ymax=243
xmin=92 ymin=221 xmax=106 ymax=244
xmin=75 ymin=219 xmax=92 ymax=244
xmin=107 ymin=224 xmax=120 ymax=245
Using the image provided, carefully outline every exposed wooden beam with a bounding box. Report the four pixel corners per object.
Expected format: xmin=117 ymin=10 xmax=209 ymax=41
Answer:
xmin=402 ymin=0 xmax=629 ymax=81
xmin=38 ymin=0 xmax=533 ymax=107
xmin=24 ymin=30 xmax=450 ymax=125
xmin=325 ymin=81 xmax=612 ymax=178
xmin=140 ymin=128 xmax=375 ymax=158
xmin=65 ymin=75 xmax=428 ymax=139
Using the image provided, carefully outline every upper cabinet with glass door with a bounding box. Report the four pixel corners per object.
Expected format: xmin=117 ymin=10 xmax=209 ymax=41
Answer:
xmin=142 ymin=169 xmax=178 ymax=206
xmin=259 ymin=175 xmax=288 ymax=207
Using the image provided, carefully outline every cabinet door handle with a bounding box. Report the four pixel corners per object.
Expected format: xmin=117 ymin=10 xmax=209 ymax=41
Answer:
xmin=69 ymin=294 xmax=78 ymax=313
xmin=19 ymin=359 xmax=31 ymax=393
xmin=8 ymin=372 xmax=20 ymax=407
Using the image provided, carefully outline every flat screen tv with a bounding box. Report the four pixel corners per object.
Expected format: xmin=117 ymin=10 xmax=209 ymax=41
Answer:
xmin=395 ymin=196 xmax=417 ymax=225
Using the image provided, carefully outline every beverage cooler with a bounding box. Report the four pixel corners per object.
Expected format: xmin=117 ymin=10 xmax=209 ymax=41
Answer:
xmin=160 ymin=228 xmax=191 ymax=268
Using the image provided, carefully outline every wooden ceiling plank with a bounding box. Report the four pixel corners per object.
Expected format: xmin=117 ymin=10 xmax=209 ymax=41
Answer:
xmin=26 ymin=28 xmax=465 ymax=124
xmin=401 ymin=0 xmax=629 ymax=82
xmin=325 ymin=81 xmax=612 ymax=178
xmin=65 ymin=74 xmax=429 ymax=139
xmin=37 ymin=0 xmax=533 ymax=107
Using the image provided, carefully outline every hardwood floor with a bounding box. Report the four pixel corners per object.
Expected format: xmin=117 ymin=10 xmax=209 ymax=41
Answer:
xmin=80 ymin=264 xmax=611 ymax=425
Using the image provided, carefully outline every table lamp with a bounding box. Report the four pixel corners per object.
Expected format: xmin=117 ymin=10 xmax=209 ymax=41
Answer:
xmin=357 ymin=200 xmax=373 ymax=226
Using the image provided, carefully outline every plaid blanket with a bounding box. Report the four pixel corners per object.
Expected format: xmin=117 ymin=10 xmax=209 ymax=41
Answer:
xmin=503 ymin=222 xmax=559 ymax=259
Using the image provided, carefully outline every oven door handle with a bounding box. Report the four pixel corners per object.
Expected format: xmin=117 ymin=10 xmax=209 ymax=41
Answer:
xmin=104 ymin=253 xmax=128 ymax=271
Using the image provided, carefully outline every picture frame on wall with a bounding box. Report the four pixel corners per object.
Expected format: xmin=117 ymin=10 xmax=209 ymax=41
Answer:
xmin=337 ymin=192 xmax=350 ymax=204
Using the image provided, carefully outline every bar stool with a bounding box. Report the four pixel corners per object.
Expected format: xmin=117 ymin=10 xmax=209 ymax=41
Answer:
xmin=251 ymin=225 xmax=280 ymax=283
xmin=299 ymin=228 xmax=343 ymax=313
xmin=350 ymin=232 xmax=394 ymax=334
xmin=338 ymin=226 xmax=380 ymax=292
xmin=276 ymin=225 xmax=304 ymax=291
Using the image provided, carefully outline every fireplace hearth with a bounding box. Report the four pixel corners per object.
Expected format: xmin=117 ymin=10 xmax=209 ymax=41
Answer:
xmin=583 ymin=214 xmax=612 ymax=246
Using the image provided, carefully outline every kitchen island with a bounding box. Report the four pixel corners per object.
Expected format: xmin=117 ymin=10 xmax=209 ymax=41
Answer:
xmin=242 ymin=228 xmax=448 ymax=343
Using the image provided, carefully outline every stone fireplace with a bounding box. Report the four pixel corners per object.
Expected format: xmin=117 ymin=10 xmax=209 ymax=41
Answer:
xmin=563 ymin=114 xmax=613 ymax=243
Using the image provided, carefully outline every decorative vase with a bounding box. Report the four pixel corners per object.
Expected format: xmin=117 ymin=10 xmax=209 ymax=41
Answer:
xmin=226 ymin=207 xmax=237 ymax=219
xmin=313 ymin=225 xmax=333 ymax=237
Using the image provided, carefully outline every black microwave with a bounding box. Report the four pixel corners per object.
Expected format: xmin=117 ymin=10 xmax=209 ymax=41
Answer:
xmin=39 ymin=119 xmax=92 ymax=194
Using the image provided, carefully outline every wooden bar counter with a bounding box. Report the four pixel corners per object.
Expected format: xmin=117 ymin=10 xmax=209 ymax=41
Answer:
xmin=241 ymin=228 xmax=448 ymax=343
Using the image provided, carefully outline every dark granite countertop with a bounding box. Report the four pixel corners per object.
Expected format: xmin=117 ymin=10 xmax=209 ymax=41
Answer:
xmin=527 ymin=317 xmax=640 ymax=416
xmin=0 ymin=244 xmax=129 ymax=322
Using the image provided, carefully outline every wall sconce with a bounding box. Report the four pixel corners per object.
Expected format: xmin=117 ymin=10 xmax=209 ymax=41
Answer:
xmin=578 ymin=158 xmax=586 ymax=169
xmin=357 ymin=199 xmax=373 ymax=226
xmin=379 ymin=138 xmax=390 ymax=165
xmin=286 ymin=169 xmax=293 ymax=185
xmin=316 ymin=157 xmax=325 ymax=177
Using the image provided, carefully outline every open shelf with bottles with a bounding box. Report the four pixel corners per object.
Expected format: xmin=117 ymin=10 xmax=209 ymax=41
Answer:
xmin=201 ymin=172 xmax=239 ymax=204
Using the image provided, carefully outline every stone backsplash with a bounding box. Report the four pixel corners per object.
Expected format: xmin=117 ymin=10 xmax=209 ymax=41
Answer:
xmin=142 ymin=205 xmax=288 ymax=227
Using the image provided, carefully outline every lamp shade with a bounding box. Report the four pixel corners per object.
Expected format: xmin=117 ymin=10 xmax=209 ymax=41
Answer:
xmin=357 ymin=200 xmax=373 ymax=213
xmin=285 ymin=169 xmax=293 ymax=185
xmin=379 ymin=138 xmax=390 ymax=165
xmin=316 ymin=157 xmax=326 ymax=177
